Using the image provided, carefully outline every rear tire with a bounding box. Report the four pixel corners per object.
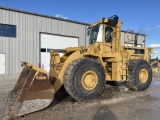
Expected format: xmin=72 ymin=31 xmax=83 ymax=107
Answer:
xmin=124 ymin=59 xmax=152 ymax=91
xmin=64 ymin=58 xmax=105 ymax=101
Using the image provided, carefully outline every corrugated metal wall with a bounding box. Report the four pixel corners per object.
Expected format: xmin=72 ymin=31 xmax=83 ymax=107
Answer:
xmin=0 ymin=8 xmax=89 ymax=74
xmin=121 ymin=30 xmax=145 ymax=47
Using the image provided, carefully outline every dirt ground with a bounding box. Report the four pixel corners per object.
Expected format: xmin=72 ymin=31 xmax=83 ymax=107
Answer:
xmin=0 ymin=71 xmax=160 ymax=120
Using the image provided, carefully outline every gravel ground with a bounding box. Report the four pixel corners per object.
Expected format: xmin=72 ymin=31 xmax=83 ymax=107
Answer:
xmin=0 ymin=70 xmax=160 ymax=120
xmin=0 ymin=74 xmax=19 ymax=119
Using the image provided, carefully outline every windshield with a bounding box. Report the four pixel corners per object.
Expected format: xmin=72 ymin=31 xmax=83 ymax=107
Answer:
xmin=89 ymin=24 xmax=103 ymax=44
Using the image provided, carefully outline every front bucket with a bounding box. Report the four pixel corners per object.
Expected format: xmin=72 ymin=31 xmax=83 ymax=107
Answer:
xmin=5 ymin=62 xmax=54 ymax=119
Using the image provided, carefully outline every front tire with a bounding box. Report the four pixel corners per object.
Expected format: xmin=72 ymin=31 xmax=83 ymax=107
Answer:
xmin=124 ymin=59 xmax=152 ymax=91
xmin=64 ymin=58 xmax=106 ymax=101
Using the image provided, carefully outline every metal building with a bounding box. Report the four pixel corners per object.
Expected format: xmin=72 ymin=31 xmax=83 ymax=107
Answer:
xmin=0 ymin=6 xmax=90 ymax=74
xmin=121 ymin=30 xmax=146 ymax=47
xmin=0 ymin=6 xmax=146 ymax=74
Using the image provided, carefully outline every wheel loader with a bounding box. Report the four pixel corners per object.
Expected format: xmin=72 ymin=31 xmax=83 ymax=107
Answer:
xmin=6 ymin=15 xmax=159 ymax=118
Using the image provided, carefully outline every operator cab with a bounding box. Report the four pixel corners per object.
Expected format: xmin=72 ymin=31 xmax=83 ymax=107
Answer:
xmin=88 ymin=24 xmax=113 ymax=44
xmin=88 ymin=15 xmax=118 ymax=45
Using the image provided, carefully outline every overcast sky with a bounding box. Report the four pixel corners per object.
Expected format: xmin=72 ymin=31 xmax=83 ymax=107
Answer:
xmin=0 ymin=0 xmax=160 ymax=58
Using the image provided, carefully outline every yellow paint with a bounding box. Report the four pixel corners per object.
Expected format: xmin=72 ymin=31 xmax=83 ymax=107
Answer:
xmin=152 ymin=68 xmax=159 ymax=73
xmin=49 ymin=16 xmax=154 ymax=91
xmin=139 ymin=69 xmax=148 ymax=83
xmin=81 ymin=71 xmax=98 ymax=90
xmin=112 ymin=62 xmax=122 ymax=81
xmin=53 ymin=51 xmax=84 ymax=92
xmin=22 ymin=62 xmax=47 ymax=74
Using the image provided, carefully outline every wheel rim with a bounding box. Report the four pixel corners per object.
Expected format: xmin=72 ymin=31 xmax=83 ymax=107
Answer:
xmin=81 ymin=71 xmax=98 ymax=90
xmin=139 ymin=69 xmax=148 ymax=83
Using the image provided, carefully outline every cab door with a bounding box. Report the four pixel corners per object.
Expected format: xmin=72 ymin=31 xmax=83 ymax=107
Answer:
xmin=103 ymin=25 xmax=113 ymax=53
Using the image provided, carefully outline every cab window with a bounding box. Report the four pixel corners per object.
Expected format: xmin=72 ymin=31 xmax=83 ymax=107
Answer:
xmin=105 ymin=27 xmax=113 ymax=42
xmin=89 ymin=24 xmax=104 ymax=44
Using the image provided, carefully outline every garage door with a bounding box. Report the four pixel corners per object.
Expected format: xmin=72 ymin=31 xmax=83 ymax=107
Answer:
xmin=40 ymin=33 xmax=78 ymax=72
xmin=0 ymin=54 xmax=5 ymax=74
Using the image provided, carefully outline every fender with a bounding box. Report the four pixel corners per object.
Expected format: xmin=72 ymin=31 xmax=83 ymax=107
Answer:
xmin=53 ymin=50 xmax=84 ymax=92
xmin=53 ymin=50 xmax=104 ymax=92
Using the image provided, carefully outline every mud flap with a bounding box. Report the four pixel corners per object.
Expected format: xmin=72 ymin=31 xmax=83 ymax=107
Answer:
xmin=6 ymin=62 xmax=54 ymax=119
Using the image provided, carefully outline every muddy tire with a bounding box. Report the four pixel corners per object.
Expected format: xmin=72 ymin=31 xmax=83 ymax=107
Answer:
xmin=64 ymin=58 xmax=105 ymax=101
xmin=124 ymin=59 xmax=152 ymax=91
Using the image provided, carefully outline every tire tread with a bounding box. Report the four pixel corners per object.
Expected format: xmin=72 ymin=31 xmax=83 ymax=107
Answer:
xmin=64 ymin=58 xmax=105 ymax=101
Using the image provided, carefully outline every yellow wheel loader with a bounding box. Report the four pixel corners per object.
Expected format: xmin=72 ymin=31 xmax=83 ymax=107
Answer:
xmin=6 ymin=15 xmax=159 ymax=118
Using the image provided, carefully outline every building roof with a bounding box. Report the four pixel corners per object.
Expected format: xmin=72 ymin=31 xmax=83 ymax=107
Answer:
xmin=0 ymin=6 xmax=90 ymax=26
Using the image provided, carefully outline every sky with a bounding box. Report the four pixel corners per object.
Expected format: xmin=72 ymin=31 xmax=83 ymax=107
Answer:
xmin=0 ymin=0 xmax=160 ymax=58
